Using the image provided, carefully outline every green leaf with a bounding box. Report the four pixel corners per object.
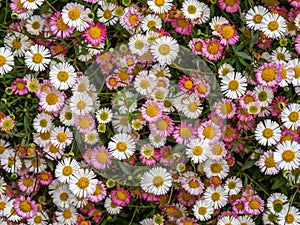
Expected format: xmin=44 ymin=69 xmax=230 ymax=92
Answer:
xmin=271 ymin=176 xmax=287 ymax=190
xmin=236 ymin=51 xmax=252 ymax=60
xmin=241 ymin=160 xmax=256 ymax=171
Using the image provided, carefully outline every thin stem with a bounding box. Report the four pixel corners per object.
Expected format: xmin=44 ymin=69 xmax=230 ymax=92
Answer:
xmin=128 ymin=206 xmax=138 ymax=225
xmin=241 ymin=172 xmax=270 ymax=196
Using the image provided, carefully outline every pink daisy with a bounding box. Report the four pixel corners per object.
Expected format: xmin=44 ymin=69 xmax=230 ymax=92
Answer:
xmin=0 ymin=115 xmax=15 ymax=132
xmin=244 ymin=195 xmax=265 ymax=215
xmin=140 ymin=144 xmax=160 ymax=166
xmin=255 ymin=62 xmax=282 ymax=88
xmin=18 ymin=175 xmax=38 ymax=194
xmin=75 ymin=113 xmax=95 ymax=134
xmin=218 ymin=0 xmax=240 ymax=13
xmin=141 ymin=190 xmax=160 ymax=202
xmin=255 ymin=32 xmax=273 ymax=50
xmin=238 ymin=90 xmax=258 ymax=109
xmin=87 ymin=180 xmax=107 ymax=202
xmin=232 ymin=198 xmax=246 ymax=214
xmin=11 ymin=78 xmax=28 ymax=96
xmin=90 ymin=146 xmax=112 ymax=170
xmin=215 ymin=98 xmax=236 ymax=119
xmin=202 ymin=38 xmax=223 ymax=60
xmin=49 ymin=11 xmax=74 ymax=38
xmin=149 ymin=114 xmax=174 ymax=137
xmin=295 ymin=33 xmax=300 ymax=55
xmin=84 ymin=22 xmax=107 ymax=46
xmin=256 ymin=150 xmax=280 ymax=175
xmin=177 ymin=189 xmax=196 ymax=207
xmin=179 ymin=75 xmax=195 ymax=94
xmin=38 ymin=171 xmax=53 ymax=185
xmin=193 ymin=80 xmax=211 ymax=99
xmin=189 ymin=38 xmax=205 ymax=55
xmin=141 ymin=99 xmax=163 ymax=123
xmin=218 ymin=23 xmax=239 ymax=46
xmin=13 ymin=196 xmax=38 ymax=219
xmin=288 ymin=0 xmax=300 ymax=8
xmin=198 ymin=120 xmax=221 ymax=144
xmin=106 ymin=75 xmax=121 ymax=90
xmin=173 ymin=122 xmax=196 ymax=145
xmin=159 ymin=145 xmax=175 ymax=166
xmin=88 ymin=207 xmax=102 ymax=223
xmin=182 ymin=177 xmax=204 ymax=195
xmin=222 ymin=124 xmax=238 ymax=143
xmin=110 ymin=187 xmax=131 ymax=206
xmin=269 ymin=96 xmax=289 ymax=117
xmin=171 ymin=17 xmax=193 ymax=35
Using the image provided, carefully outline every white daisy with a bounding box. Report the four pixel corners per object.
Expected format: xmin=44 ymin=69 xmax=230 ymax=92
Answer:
xmin=69 ymin=92 xmax=94 ymax=116
xmin=50 ymin=126 xmax=73 ymax=149
xmin=84 ymin=129 xmax=99 ymax=145
xmin=134 ymin=71 xmax=156 ymax=96
xmin=261 ymin=13 xmax=287 ymax=39
xmin=39 ymin=88 xmax=65 ymax=112
xmin=129 ymin=34 xmax=149 ymax=56
xmin=182 ymin=93 xmax=203 ymax=119
xmin=254 ymin=119 xmax=281 ymax=146
xmin=203 ymin=159 xmax=229 ymax=179
xmin=112 ymin=114 xmax=131 ymax=133
xmin=196 ymin=2 xmax=210 ymax=24
xmin=108 ymin=133 xmax=136 ymax=160
xmin=147 ymin=0 xmax=173 ymax=14
xmin=95 ymin=107 xmax=112 ymax=124
xmin=0 ymin=195 xmax=13 ymax=217
xmin=25 ymin=15 xmax=44 ymax=36
xmin=21 ymin=0 xmax=44 ymax=10
xmin=59 ymin=104 xmax=75 ymax=126
xmin=186 ymin=139 xmax=209 ymax=164
xmin=237 ymin=215 xmax=255 ymax=225
xmin=56 ymin=206 xmax=78 ymax=225
xmin=24 ymin=157 xmax=47 ymax=173
xmin=218 ymin=62 xmax=235 ymax=78
xmin=245 ymin=5 xmax=269 ymax=31
xmin=203 ymin=186 xmax=228 ymax=209
xmin=97 ymin=2 xmax=118 ymax=26
xmin=271 ymin=47 xmax=291 ymax=63
xmin=55 ymin=158 xmax=80 ymax=184
xmin=49 ymin=62 xmax=77 ymax=90
xmin=254 ymin=85 xmax=274 ymax=107
xmin=217 ymin=216 xmax=239 ymax=225
xmin=61 ymin=2 xmax=91 ymax=32
xmin=266 ymin=192 xmax=288 ymax=215
xmin=149 ymin=133 xmax=167 ymax=148
xmin=209 ymin=16 xmax=229 ymax=35
xmin=52 ymin=185 xmax=75 ymax=208
xmin=69 ymin=168 xmax=97 ymax=198
xmin=220 ymin=72 xmax=247 ymax=99
xmin=0 ymin=148 xmax=22 ymax=173
xmin=140 ymin=167 xmax=172 ymax=195
xmin=150 ymin=63 xmax=171 ymax=78
xmin=141 ymin=14 xmax=162 ymax=32
xmin=0 ymin=47 xmax=14 ymax=75
xmin=274 ymin=141 xmax=300 ymax=171
xmin=277 ymin=205 xmax=300 ymax=225
xmin=150 ymin=36 xmax=179 ymax=65
xmin=0 ymin=176 xmax=6 ymax=197
xmin=192 ymin=199 xmax=214 ymax=221
xmin=4 ymin=33 xmax=30 ymax=57
xmin=33 ymin=112 xmax=53 ymax=133
xmin=223 ymin=176 xmax=243 ymax=195
xmin=281 ymin=103 xmax=300 ymax=130
xmin=104 ymin=197 xmax=122 ymax=215
xmin=278 ymin=62 xmax=294 ymax=88
xmin=27 ymin=211 xmax=49 ymax=225
xmin=181 ymin=0 xmax=203 ymax=20
xmin=24 ymin=44 xmax=51 ymax=71
xmin=71 ymin=75 xmax=91 ymax=93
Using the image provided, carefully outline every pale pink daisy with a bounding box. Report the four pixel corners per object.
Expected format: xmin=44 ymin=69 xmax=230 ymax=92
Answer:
xmin=141 ymin=100 xmax=163 ymax=123
xmin=202 ymin=38 xmax=223 ymax=60
xmin=90 ymin=146 xmax=112 ymax=170
xmin=218 ymin=0 xmax=240 ymax=13
xmin=173 ymin=122 xmax=196 ymax=145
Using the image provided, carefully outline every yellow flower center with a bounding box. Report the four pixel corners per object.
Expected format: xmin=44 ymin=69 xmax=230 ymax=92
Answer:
xmin=16 ymin=81 xmax=25 ymax=90
xmin=62 ymin=166 xmax=73 ymax=176
xmin=116 ymin=141 xmax=127 ymax=152
xmin=147 ymin=20 xmax=157 ymax=29
xmin=192 ymin=146 xmax=203 ymax=156
xmin=258 ymin=91 xmax=268 ymax=101
xmin=16 ymin=0 xmax=23 ymax=10
xmin=49 ymin=144 xmax=59 ymax=153
xmin=227 ymin=181 xmax=236 ymax=189
xmin=211 ymin=192 xmax=221 ymax=201
xmin=68 ymin=8 xmax=80 ymax=21
xmin=89 ymin=26 xmax=102 ymax=40
xmin=19 ymin=200 xmax=32 ymax=213
xmin=282 ymin=150 xmax=295 ymax=162
xmin=78 ymin=117 xmax=90 ymax=129
xmin=187 ymin=5 xmax=197 ymax=14
xmin=128 ymin=14 xmax=138 ymax=25
xmin=184 ymin=80 xmax=194 ymax=90
xmin=288 ymin=111 xmax=299 ymax=122
xmin=76 ymin=100 xmax=86 ymax=110
xmin=23 ymin=177 xmax=34 ymax=187
xmin=117 ymin=71 xmax=128 ymax=81
xmin=265 ymin=156 xmax=276 ymax=168
xmin=228 ymin=80 xmax=239 ymax=91
xmin=32 ymin=53 xmax=43 ymax=64
xmin=153 ymin=175 xmax=164 ymax=187
xmin=60 ymin=192 xmax=69 ymax=201
xmin=156 ymin=119 xmax=168 ymax=131
xmin=145 ymin=104 xmax=159 ymax=117
xmin=188 ymin=180 xmax=200 ymax=188
xmin=180 ymin=126 xmax=192 ymax=139
xmin=244 ymin=95 xmax=255 ymax=104
xmin=262 ymin=128 xmax=273 ymax=138
xmin=108 ymin=77 xmax=117 ymax=86
xmin=225 ymin=0 xmax=236 ymax=6
xmin=203 ymin=126 xmax=216 ymax=139
xmin=261 ymin=67 xmax=276 ymax=82
xmin=97 ymin=151 xmax=109 ymax=163
xmin=62 ymin=209 xmax=72 ymax=219
xmin=188 ymin=102 xmax=198 ymax=112
xmin=34 ymin=215 xmax=42 ymax=223
xmin=210 ymin=162 xmax=222 ymax=173
xmin=32 ymin=21 xmax=40 ymax=30
xmin=134 ymin=40 xmax=144 ymax=50
xmin=154 ymin=0 xmax=165 ymax=7
xmin=268 ymin=21 xmax=279 ymax=31
xmin=46 ymin=93 xmax=58 ymax=105
xmin=103 ymin=9 xmax=112 ymax=19
xmin=93 ymin=185 xmax=102 ymax=196
xmin=221 ymin=25 xmax=235 ymax=39
xmin=177 ymin=18 xmax=189 ymax=28
xmin=158 ymin=44 xmax=171 ymax=56
xmin=139 ymin=79 xmax=150 ymax=89
xmin=198 ymin=206 xmax=207 ymax=215
xmin=220 ymin=102 xmax=233 ymax=115
xmin=211 ymin=144 xmax=223 ymax=156
xmin=0 ymin=201 xmax=6 ymax=210
xmin=57 ymin=132 xmax=67 ymax=143
xmin=56 ymin=17 xmax=68 ymax=31
xmin=39 ymin=118 xmax=48 ymax=128
xmin=293 ymin=66 xmax=300 ymax=78
xmin=40 ymin=171 xmax=49 ymax=181
xmin=194 ymin=42 xmax=203 ymax=52
xmin=40 ymin=132 xmax=50 ymax=140
xmin=285 ymin=214 xmax=294 ymax=224
xmin=253 ymin=14 xmax=263 ymax=24
xmin=57 ymin=71 xmax=69 ymax=82
xmin=116 ymin=190 xmax=127 ymax=200
xmin=77 ymin=177 xmax=90 ymax=189
xmin=99 ymin=112 xmax=108 ymax=121
xmin=12 ymin=39 xmax=22 ymax=49
xmin=248 ymin=199 xmax=260 ymax=209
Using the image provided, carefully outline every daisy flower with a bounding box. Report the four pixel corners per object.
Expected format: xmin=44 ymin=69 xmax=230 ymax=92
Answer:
xmin=33 ymin=113 xmax=53 ymax=133
xmin=289 ymin=58 xmax=300 ymax=87
xmin=218 ymin=0 xmax=240 ymax=13
xmin=141 ymin=14 xmax=162 ymax=32
xmin=55 ymin=158 xmax=80 ymax=184
xmin=277 ymin=205 xmax=300 ymax=225
xmin=27 ymin=211 xmax=49 ymax=225
xmin=192 ymin=199 xmax=214 ymax=221
xmin=97 ymin=2 xmax=118 ymax=26
xmin=210 ymin=16 xmax=229 ymax=34
xmin=215 ymin=98 xmax=236 ymax=119
xmin=203 ymin=159 xmax=229 ymax=179
xmin=224 ymin=176 xmax=242 ymax=195
xmin=69 ymin=92 xmax=94 ymax=116
xmin=254 ymin=85 xmax=274 ymax=107
xmin=134 ymin=72 xmax=156 ymax=96
xmin=61 ymin=2 xmax=91 ymax=32
xmin=217 ymin=215 xmax=239 ymax=225
xmin=56 ymin=206 xmax=78 ymax=225
xmin=0 ymin=148 xmax=22 ymax=173
xmin=149 ymin=114 xmax=174 ymax=137
xmin=218 ymin=23 xmax=239 ymax=46
xmin=90 ymin=146 xmax=112 ymax=170
xmin=220 ymin=71 xmax=247 ymax=99
xmin=202 ymin=38 xmax=223 ymax=60
xmin=173 ymin=122 xmax=196 ymax=145
xmin=4 ymin=33 xmax=30 ymax=57
xmin=0 ymin=47 xmax=14 ymax=75
xmin=198 ymin=120 xmax=221 ymax=144
xmin=49 ymin=11 xmax=74 ymax=38
xmin=75 ymin=113 xmax=95 ymax=134
xmin=182 ymin=177 xmax=204 ymax=195
xmin=24 ymin=44 xmax=51 ymax=71
xmin=95 ymin=107 xmax=113 ymax=124
xmin=11 ymin=78 xmax=28 ymax=95
xmin=20 ymin=0 xmax=44 ymax=10
xmin=271 ymin=47 xmax=291 ymax=62
xmin=255 ymin=119 xmax=281 ymax=146
xmin=50 ymin=126 xmax=73 ymax=149
xmin=108 ymin=133 xmax=136 ymax=160
xmin=140 ymin=167 xmax=172 ymax=195
xmin=181 ymin=0 xmax=203 ymax=20
xmin=110 ymin=187 xmax=131 ymax=206
xmin=52 ymin=184 xmax=75 ymax=208
xmin=186 ymin=139 xmax=209 ymax=164
xmin=87 ymin=180 xmax=107 ymax=202
xmin=129 ymin=34 xmax=149 ymax=56
xmin=281 ymin=103 xmax=300 ymax=130
xmin=84 ymin=22 xmax=107 ymax=46
xmin=182 ymin=93 xmax=203 ymax=119
xmin=59 ymin=104 xmax=75 ymax=126
xmin=141 ymin=99 xmax=163 ymax=123
xmin=104 ymin=197 xmax=122 ymax=215
xmin=49 ymin=62 xmax=77 ymax=90
xmin=245 ymin=5 xmax=269 ymax=31
xmin=147 ymin=0 xmax=173 ymax=14
xmin=244 ymin=195 xmax=265 ymax=215
xmin=261 ymin=13 xmax=287 ymax=39
xmin=274 ymin=141 xmax=300 ymax=171
xmin=189 ymin=38 xmax=205 ymax=55
xmin=119 ymin=7 xmax=142 ymax=33
xmin=267 ymin=192 xmax=288 ymax=215
xmin=218 ymin=62 xmax=235 ymax=78
xmin=69 ymin=168 xmax=97 ymax=198
xmin=150 ymin=36 xmax=179 ymax=65
xmin=203 ymin=186 xmax=228 ymax=209
xmin=25 ymin=15 xmax=44 ymax=36
xmin=13 ymin=196 xmax=37 ymax=219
